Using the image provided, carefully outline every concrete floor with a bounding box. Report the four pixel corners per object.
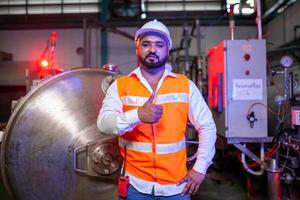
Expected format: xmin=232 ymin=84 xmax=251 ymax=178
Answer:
xmin=0 ymin=177 xmax=261 ymax=200
xmin=194 ymin=171 xmax=247 ymax=200
xmin=0 ymin=157 xmax=267 ymax=200
xmin=2 ymin=169 xmax=298 ymax=200
xmin=0 ymin=168 xmax=264 ymax=200
xmin=191 ymin=148 xmax=270 ymax=200
xmin=193 ymin=166 xmax=266 ymax=200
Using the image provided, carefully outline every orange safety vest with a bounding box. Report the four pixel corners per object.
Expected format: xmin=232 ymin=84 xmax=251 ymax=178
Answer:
xmin=117 ymin=73 xmax=190 ymax=185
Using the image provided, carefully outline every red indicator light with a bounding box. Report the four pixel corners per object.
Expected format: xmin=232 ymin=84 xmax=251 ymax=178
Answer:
xmin=40 ymin=59 xmax=49 ymax=68
xmin=245 ymin=70 xmax=250 ymax=75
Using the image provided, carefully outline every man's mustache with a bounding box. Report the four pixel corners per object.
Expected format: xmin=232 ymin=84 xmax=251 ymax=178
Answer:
xmin=145 ymin=53 xmax=159 ymax=59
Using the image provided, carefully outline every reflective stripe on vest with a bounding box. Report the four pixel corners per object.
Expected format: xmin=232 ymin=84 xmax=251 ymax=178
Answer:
xmin=119 ymin=137 xmax=186 ymax=154
xmin=121 ymin=93 xmax=188 ymax=106
xmin=155 ymin=93 xmax=189 ymax=104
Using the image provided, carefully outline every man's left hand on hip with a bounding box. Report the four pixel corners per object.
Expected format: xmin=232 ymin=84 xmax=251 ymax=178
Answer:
xmin=178 ymin=169 xmax=205 ymax=196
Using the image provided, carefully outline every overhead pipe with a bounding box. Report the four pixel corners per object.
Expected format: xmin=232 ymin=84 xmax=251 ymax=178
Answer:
xmin=262 ymin=0 xmax=287 ymax=20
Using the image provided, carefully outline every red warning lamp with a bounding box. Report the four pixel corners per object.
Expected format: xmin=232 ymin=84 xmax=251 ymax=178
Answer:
xmin=40 ymin=58 xmax=49 ymax=68
xmin=36 ymin=32 xmax=63 ymax=79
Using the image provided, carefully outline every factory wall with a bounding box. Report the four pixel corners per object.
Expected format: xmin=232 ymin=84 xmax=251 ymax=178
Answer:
xmin=265 ymin=0 xmax=300 ymax=50
xmin=0 ymin=1 xmax=299 ymax=76
xmin=0 ymin=26 xmax=257 ymax=75
xmin=0 ymin=29 xmax=97 ymax=68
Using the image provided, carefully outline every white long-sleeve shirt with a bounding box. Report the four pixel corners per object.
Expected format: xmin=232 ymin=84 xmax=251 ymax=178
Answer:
xmin=97 ymin=66 xmax=216 ymax=196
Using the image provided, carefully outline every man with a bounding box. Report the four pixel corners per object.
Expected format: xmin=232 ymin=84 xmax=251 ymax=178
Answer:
xmin=97 ymin=19 xmax=216 ymax=200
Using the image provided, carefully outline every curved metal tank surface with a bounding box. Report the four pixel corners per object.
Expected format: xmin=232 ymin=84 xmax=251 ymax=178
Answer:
xmin=0 ymin=68 xmax=121 ymax=200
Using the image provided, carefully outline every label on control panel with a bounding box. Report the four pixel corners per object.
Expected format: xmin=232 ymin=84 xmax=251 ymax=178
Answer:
xmin=232 ymin=79 xmax=263 ymax=100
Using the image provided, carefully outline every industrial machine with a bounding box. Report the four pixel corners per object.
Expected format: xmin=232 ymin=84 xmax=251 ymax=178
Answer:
xmin=0 ymin=68 xmax=121 ymax=200
xmin=208 ymin=39 xmax=300 ymax=199
xmin=208 ymin=39 xmax=268 ymax=139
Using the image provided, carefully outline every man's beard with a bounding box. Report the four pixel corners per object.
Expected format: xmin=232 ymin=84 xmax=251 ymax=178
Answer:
xmin=139 ymin=53 xmax=168 ymax=69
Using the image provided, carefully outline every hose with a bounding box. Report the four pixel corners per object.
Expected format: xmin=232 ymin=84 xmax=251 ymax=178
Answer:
xmin=241 ymin=143 xmax=265 ymax=176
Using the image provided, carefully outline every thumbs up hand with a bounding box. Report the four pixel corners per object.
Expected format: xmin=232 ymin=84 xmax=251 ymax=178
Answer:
xmin=138 ymin=95 xmax=163 ymax=123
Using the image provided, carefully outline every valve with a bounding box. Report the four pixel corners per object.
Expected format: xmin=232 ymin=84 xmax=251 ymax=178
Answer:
xmin=247 ymin=111 xmax=257 ymax=128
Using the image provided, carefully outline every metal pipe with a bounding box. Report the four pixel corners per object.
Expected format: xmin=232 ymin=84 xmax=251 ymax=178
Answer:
xmin=83 ymin=18 xmax=88 ymax=67
xmin=284 ymin=67 xmax=288 ymax=100
xmin=184 ymin=23 xmax=190 ymax=76
xmin=195 ymin=19 xmax=205 ymax=87
xmin=240 ymin=143 xmax=264 ymax=176
xmin=230 ymin=24 xmax=235 ymax=40
xmin=289 ymin=72 xmax=294 ymax=100
xmin=294 ymin=25 xmax=300 ymax=40
xmin=0 ymin=131 xmax=3 ymax=143
xmin=260 ymin=142 xmax=265 ymax=161
xmin=266 ymin=159 xmax=282 ymax=200
xmin=88 ymin=26 xmax=92 ymax=67
xmin=101 ymin=0 xmax=109 ymax=66
xmin=229 ymin=4 xmax=235 ymax=40
xmin=256 ymin=0 xmax=262 ymax=39
xmin=262 ymin=0 xmax=286 ymax=20
xmin=25 ymin=68 xmax=30 ymax=93
xmin=96 ymin=28 xmax=100 ymax=67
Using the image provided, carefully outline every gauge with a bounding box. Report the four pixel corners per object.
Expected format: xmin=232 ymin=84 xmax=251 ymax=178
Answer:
xmin=280 ymin=55 xmax=293 ymax=68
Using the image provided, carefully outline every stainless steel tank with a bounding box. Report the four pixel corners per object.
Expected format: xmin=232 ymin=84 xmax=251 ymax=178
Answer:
xmin=0 ymin=68 xmax=121 ymax=200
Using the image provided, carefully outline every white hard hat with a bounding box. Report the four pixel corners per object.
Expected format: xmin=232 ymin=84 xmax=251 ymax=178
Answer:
xmin=135 ymin=19 xmax=172 ymax=49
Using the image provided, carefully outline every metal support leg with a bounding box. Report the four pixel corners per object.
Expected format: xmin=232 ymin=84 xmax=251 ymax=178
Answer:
xmin=266 ymin=159 xmax=282 ymax=200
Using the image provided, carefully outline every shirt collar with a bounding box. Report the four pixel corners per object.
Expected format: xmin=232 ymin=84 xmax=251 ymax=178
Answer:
xmin=128 ymin=66 xmax=178 ymax=80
